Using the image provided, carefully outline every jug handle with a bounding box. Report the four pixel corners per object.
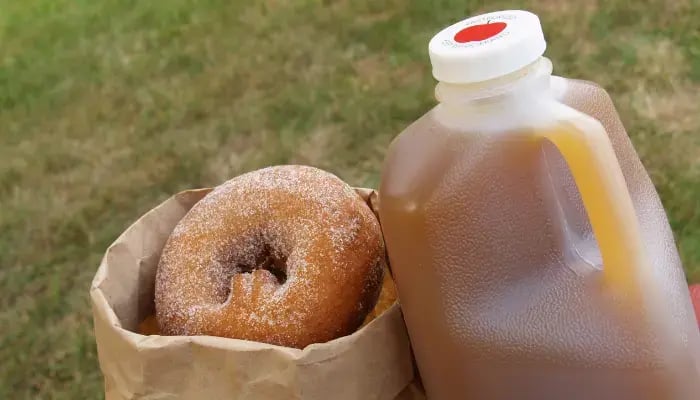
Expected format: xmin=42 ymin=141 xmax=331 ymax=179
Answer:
xmin=540 ymin=116 xmax=647 ymax=297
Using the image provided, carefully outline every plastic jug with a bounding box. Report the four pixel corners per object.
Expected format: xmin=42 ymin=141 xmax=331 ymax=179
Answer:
xmin=378 ymin=10 xmax=700 ymax=400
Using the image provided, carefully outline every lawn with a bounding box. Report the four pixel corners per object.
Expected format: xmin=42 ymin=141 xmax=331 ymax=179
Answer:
xmin=1 ymin=0 xmax=698 ymax=398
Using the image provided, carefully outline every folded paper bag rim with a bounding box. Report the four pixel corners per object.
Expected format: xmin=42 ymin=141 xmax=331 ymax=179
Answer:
xmin=91 ymin=187 xmax=423 ymax=400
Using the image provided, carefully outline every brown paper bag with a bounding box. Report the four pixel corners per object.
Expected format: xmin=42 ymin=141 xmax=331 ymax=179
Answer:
xmin=91 ymin=187 xmax=425 ymax=399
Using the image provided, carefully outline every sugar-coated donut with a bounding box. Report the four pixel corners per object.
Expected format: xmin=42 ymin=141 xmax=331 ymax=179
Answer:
xmin=155 ymin=165 xmax=385 ymax=348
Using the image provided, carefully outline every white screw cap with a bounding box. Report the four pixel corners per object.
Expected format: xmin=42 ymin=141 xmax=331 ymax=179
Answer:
xmin=428 ymin=10 xmax=546 ymax=83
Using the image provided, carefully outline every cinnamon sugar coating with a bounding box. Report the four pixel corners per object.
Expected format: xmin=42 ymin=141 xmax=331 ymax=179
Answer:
xmin=155 ymin=165 xmax=385 ymax=348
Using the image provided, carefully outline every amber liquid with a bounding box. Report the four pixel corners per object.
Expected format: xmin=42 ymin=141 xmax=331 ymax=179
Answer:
xmin=379 ymin=78 xmax=700 ymax=399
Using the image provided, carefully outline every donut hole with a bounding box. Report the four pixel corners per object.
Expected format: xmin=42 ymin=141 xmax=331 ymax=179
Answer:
xmin=236 ymin=243 xmax=288 ymax=285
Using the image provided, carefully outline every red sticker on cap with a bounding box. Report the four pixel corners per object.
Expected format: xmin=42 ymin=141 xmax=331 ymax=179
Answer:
xmin=454 ymin=21 xmax=507 ymax=43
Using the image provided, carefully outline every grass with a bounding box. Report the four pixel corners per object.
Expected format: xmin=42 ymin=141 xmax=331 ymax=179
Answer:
xmin=1 ymin=0 xmax=698 ymax=398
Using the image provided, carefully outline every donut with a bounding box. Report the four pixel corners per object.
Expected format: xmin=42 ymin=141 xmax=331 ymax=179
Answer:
xmin=143 ymin=272 xmax=396 ymax=336
xmin=155 ymin=165 xmax=385 ymax=348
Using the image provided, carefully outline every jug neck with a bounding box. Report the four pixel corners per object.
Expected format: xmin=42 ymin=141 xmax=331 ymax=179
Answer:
xmin=435 ymin=57 xmax=553 ymax=113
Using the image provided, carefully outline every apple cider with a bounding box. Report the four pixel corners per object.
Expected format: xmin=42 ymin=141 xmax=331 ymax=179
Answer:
xmin=379 ymin=11 xmax=700 ymax=400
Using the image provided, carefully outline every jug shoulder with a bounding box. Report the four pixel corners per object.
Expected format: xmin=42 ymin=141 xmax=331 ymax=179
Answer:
xmin=553 ymin=76 xmax=620 ymax=122
xmin=380 ymin=110 xmax=462 ymax=205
